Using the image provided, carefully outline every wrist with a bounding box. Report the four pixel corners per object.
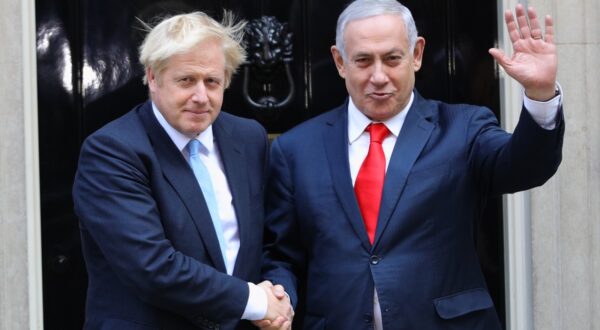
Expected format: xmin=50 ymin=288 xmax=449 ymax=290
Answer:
xmin=241 ymin=282 xmax=268 ymax=320
xmin=525 ymin=83 xmax=559 ymax=102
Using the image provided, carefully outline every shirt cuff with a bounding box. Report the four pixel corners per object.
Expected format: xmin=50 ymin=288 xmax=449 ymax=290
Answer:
xmin=523 ymin=82 xmax=562 ymax=130
xmin=241 ymin=282 xmax=267 ymax=320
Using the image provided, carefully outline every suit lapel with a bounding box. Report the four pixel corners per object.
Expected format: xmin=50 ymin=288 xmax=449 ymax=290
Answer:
xmin=373 ymin=92 xmax=437 ymax=248
xmin=211 ymin=115 xmax=250 ymax=276
xmin=138 ymin=102 xmax=227 ymax=272
xmin=324 ymin=105 xmax=373 ymax=251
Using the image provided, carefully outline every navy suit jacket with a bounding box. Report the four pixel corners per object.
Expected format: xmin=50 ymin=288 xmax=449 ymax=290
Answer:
xmin=263 ymin=91 xmax=564 ymax=329
xmin=73 ymin=101 xmax=268 ymax=329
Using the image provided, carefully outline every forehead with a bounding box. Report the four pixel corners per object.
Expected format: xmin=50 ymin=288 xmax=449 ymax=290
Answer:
xmin=164 ymin=39 xmax=226 ymax=74
xmin=344 ymin=14 xmax=409 ymax=55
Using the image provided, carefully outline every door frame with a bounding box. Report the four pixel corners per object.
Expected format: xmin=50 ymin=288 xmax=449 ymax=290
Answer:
xmin=498 ymin=0 xmax=534 ymax=329
xmin=21 ymin=0 xmax=45 ymax=328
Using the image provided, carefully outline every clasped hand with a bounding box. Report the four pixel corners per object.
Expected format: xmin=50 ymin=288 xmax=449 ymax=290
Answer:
xmin=252 ymin=281 xmax=294 ymax=330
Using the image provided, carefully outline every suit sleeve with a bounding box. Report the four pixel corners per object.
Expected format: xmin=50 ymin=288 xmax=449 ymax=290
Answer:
xmin=262 ymin=138 xmax=304 ymax=307
xmin=73 ymin=130 xmax=249 ymax=324
xmin=468 ymin=105 xmax=564 ymax=195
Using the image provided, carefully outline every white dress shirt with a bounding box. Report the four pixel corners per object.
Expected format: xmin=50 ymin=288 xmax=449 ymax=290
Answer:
xmin=152 ymin=104 xmax=267 ymax=320
xmin=347 ymin=89 xmax=561 ymax=329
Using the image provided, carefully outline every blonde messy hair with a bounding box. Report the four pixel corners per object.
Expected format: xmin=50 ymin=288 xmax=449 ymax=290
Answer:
xmin=139 ymin=11 xmax=246 ymax=88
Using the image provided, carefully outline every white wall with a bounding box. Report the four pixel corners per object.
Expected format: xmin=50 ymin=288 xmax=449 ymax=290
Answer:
xmin=528 ymin=0 xmax=600 ymax=329
xmin=0 ymin=0 xmax=43 ymax=329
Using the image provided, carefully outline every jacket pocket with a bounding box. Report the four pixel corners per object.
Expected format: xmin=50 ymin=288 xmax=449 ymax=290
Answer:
xmin=433 ymin=288 xmax=494 ymax=319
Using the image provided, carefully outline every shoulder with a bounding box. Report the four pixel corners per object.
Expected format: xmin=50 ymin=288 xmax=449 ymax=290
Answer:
xmin=85 ymin=102 xmax=148 ymax=143
xmin=410 ymin=95 xmax=497 ymax=135
xmin=279 ymin=104 xmax=345 ymax=140
xmin=78 ymin=102 xmax=154 ymax=166
xmin=412 ymin=92 xmax=492 ymax=120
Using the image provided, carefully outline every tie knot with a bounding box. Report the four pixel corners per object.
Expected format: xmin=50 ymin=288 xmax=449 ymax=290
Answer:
xmin=367 ymin=123 xmax=390 ymax=143
xmin=187 ymin=139 xmax=202 ymax=157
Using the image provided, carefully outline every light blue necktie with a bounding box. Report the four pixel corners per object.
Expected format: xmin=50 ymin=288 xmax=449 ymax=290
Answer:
xmin=187 ymin=139 xmax=227 ymax=259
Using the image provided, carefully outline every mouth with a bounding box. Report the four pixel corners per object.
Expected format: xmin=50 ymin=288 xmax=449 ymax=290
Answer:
xmin=367 ymin=92 xmax=394 ymax=100
xmin=184 ymin=109 xmax=210 ymax=115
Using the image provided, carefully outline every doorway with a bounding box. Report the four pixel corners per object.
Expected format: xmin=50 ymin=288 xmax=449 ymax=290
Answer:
xmin=35 ymin=0 xmax=503 ymax=328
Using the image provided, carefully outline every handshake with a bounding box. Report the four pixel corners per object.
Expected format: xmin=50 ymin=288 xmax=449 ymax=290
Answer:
xmin=252 ymin=281 xmax=294 ymax=330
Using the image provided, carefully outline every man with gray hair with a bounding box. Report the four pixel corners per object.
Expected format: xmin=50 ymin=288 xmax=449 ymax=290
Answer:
xmin=263 ymin=0 xmax=563 ymax=329
xmin=73 ymin=11 xmax=292 ymax=329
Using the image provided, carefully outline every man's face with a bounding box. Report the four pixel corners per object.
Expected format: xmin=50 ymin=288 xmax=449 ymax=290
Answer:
xmin=147 ymin=38 xmax=226 ymax=137
xmin=331 ymin=14 xmax=425 ymax=121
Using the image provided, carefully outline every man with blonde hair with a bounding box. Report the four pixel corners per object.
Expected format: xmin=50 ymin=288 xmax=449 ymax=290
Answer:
xmin=73 ymin=11 xmax=292 ymax=329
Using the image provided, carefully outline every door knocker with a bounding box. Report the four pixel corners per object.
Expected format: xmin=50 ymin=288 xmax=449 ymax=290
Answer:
xmin=243 ymin=16 xmax=294 ymax=110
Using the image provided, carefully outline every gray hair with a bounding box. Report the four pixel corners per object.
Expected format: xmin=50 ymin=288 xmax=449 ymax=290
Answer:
xmin=139 ymin=11 xmax=246 ymax=88
xmin=335 ymin=0 xmax=418 ymax=60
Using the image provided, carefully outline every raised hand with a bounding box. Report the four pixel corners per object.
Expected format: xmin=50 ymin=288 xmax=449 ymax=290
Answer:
xmin=489 ymin=4 xmax=557 ymax=101
xmin=252 ymin=281 xmax=293 ymax=330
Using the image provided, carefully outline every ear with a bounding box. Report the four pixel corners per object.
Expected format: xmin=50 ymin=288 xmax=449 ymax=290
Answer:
xmin=412 ymin=37 xmax=426 ymax=72
xmin=331 ymin=45 xmax=346 ymax=79
xmin=146 ymin=67 xmax=158 ymax=93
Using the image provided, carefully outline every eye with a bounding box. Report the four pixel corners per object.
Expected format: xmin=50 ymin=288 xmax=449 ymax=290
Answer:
xmin=354 ymin=57 xmax=372 ymax=67
xmin=177 ymin=76 xmax=195 ymax=86
xmin=205 ymin=77 xmax=222 ymax=87
xmin=385 ymin=55 xmax=403 ymax=65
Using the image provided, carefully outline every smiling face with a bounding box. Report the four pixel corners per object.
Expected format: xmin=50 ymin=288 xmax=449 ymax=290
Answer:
xmin=331 ymin=14 xmax=425 ymax=121
xmin=147 ymin=38 xmax=226 ymax=137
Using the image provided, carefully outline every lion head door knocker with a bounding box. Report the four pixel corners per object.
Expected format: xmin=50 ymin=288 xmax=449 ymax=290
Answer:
xmin=243 ymin=16 xmax=294 ymax=110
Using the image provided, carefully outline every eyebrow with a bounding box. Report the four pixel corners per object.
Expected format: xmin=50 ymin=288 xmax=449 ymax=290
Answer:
xmin=172 ymin=70 xmax=224 ymax=78
xmin=351 ymin=48 xmax=405 ymax=59
xmin=351 ymin=52 xmax=372 ymax=59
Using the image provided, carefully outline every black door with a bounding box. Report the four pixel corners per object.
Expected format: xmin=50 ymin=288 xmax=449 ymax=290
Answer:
xmin=36 ymin=0 xmax=503 ymax=329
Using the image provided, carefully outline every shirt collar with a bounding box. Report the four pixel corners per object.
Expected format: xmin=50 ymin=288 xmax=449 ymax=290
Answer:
xmin=347 ymin=92 xmax=414 ymax=144
xmin=151 ymin=102 xmax=214 ymax=153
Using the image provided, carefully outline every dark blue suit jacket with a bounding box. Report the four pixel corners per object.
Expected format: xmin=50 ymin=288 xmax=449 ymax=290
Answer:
xmin=263 ymin=91 xmax=564 ymax=329
xmin=73 ymin=101 xmax=269 ymax=329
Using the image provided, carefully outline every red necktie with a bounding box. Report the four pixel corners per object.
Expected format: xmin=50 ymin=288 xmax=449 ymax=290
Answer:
xmin=354 ymin=123 xmax=390 ymax=244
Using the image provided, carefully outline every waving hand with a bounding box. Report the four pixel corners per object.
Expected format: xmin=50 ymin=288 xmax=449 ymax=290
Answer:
xmin=489 ymin=4 xmax=557 ymax=101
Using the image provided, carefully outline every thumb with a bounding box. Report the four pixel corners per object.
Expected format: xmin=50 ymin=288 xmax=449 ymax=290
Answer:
xmin=488 ymin=48 xmax=509 ymax=67
xmin=252 ymin=320 xmax=271 ymax=328
xmin=258 ymin=280 xmax=273 ymax=288
xmin=272 ymin=284 xmax=286 ymax=299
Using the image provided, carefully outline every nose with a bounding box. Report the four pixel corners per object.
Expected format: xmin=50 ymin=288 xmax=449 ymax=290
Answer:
xmin=370 ymin=61 xmax=389 ymax=85
xmin=191 ymin=82 xmax=209 ymax=104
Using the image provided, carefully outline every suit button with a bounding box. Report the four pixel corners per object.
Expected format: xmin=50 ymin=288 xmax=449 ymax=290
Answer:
xmin=363 ymin=314 xmax=372 ymax=323
xmin=370 ymin=255 xmax=380 ymax=265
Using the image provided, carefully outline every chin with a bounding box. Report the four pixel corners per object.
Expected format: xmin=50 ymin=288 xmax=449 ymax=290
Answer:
xmin=178 ymin=124 xmax=203 ymax=137
xmin=365 ymin=110 xmax=393 ymax=121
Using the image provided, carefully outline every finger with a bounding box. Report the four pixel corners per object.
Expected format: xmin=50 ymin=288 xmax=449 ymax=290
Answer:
xmin=270 ymin=316 xmax=286 ymax=327
xmin=272 ymin=285 xmax=286 ymax=298
xmin=515 ymin=4 xmax=531 ymax=39
xmin=527 ymin=7 xmax=543 ymax=40
xmin=281 ymin=320 xmax=292 ymax=330
xmin=504 ymin=9 xmax=521 ymax=43
xmin=254 ymin=320 xmax=271 ymax=328
xmin=544 ymin=15 xmax=555 ymax=44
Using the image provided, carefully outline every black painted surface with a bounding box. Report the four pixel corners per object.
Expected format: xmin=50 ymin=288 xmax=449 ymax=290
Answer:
xmin=36 ymin=1 xmax=503 ymax=328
